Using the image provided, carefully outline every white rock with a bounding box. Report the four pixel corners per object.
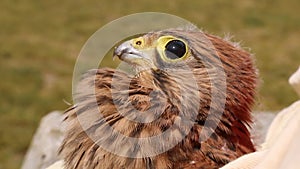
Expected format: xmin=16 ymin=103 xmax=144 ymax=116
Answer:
xmin=289 ymin=66 xmax=300 ymax=97
xmin=21 ymin=111 xmax=66 ymax=169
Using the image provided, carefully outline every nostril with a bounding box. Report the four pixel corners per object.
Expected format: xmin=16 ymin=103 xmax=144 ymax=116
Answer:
xmin=135 ymin=40 xmax=142 ymax=45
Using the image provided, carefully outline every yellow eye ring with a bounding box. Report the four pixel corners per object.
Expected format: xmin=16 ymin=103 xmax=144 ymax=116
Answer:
xmin=156 ymin=36 xmax=189 ymax=62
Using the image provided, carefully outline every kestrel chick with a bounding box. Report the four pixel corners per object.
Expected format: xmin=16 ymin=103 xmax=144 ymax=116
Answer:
xmin=60 ymin=27 xmax=257 ymax=169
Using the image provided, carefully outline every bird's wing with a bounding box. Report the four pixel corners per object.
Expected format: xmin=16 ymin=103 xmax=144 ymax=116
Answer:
xmin=221 ymin=100 xmax=300 ymax=169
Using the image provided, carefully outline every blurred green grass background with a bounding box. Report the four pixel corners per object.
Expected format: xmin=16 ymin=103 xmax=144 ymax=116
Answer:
xmin=1 ymin=0 xmax=299 ymax=168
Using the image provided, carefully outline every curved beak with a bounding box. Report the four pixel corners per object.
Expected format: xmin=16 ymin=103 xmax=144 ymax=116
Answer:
xmin=113 ymin=40 xmax=143 ymax=62
xmin=113 ymin=40 xmax=155 ymax=69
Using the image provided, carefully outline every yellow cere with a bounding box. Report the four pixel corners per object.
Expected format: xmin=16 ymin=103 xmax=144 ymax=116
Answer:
xmin=132 ymin=37 xmax=146 ymax=49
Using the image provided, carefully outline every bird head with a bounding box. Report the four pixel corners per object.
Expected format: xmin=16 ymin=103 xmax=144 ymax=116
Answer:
xmin=113 ymin=29 xmax=218 ymax=103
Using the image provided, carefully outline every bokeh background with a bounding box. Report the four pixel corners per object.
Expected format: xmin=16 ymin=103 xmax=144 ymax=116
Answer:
xmin=1 ymin=0 xmax=300 ymax=168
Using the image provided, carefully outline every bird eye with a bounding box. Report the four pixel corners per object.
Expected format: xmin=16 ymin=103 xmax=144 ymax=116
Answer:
xmin=164 ymin=40 xmax=186 ymax=60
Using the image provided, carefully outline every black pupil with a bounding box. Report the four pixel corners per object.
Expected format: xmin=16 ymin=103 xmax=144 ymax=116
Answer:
xmin=165 ymin=40 xmax=186 ymax=59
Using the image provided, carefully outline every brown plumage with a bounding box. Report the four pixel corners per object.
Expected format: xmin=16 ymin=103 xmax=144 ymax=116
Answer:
xmin=59 ymin=27 xmax=257 ymax=169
